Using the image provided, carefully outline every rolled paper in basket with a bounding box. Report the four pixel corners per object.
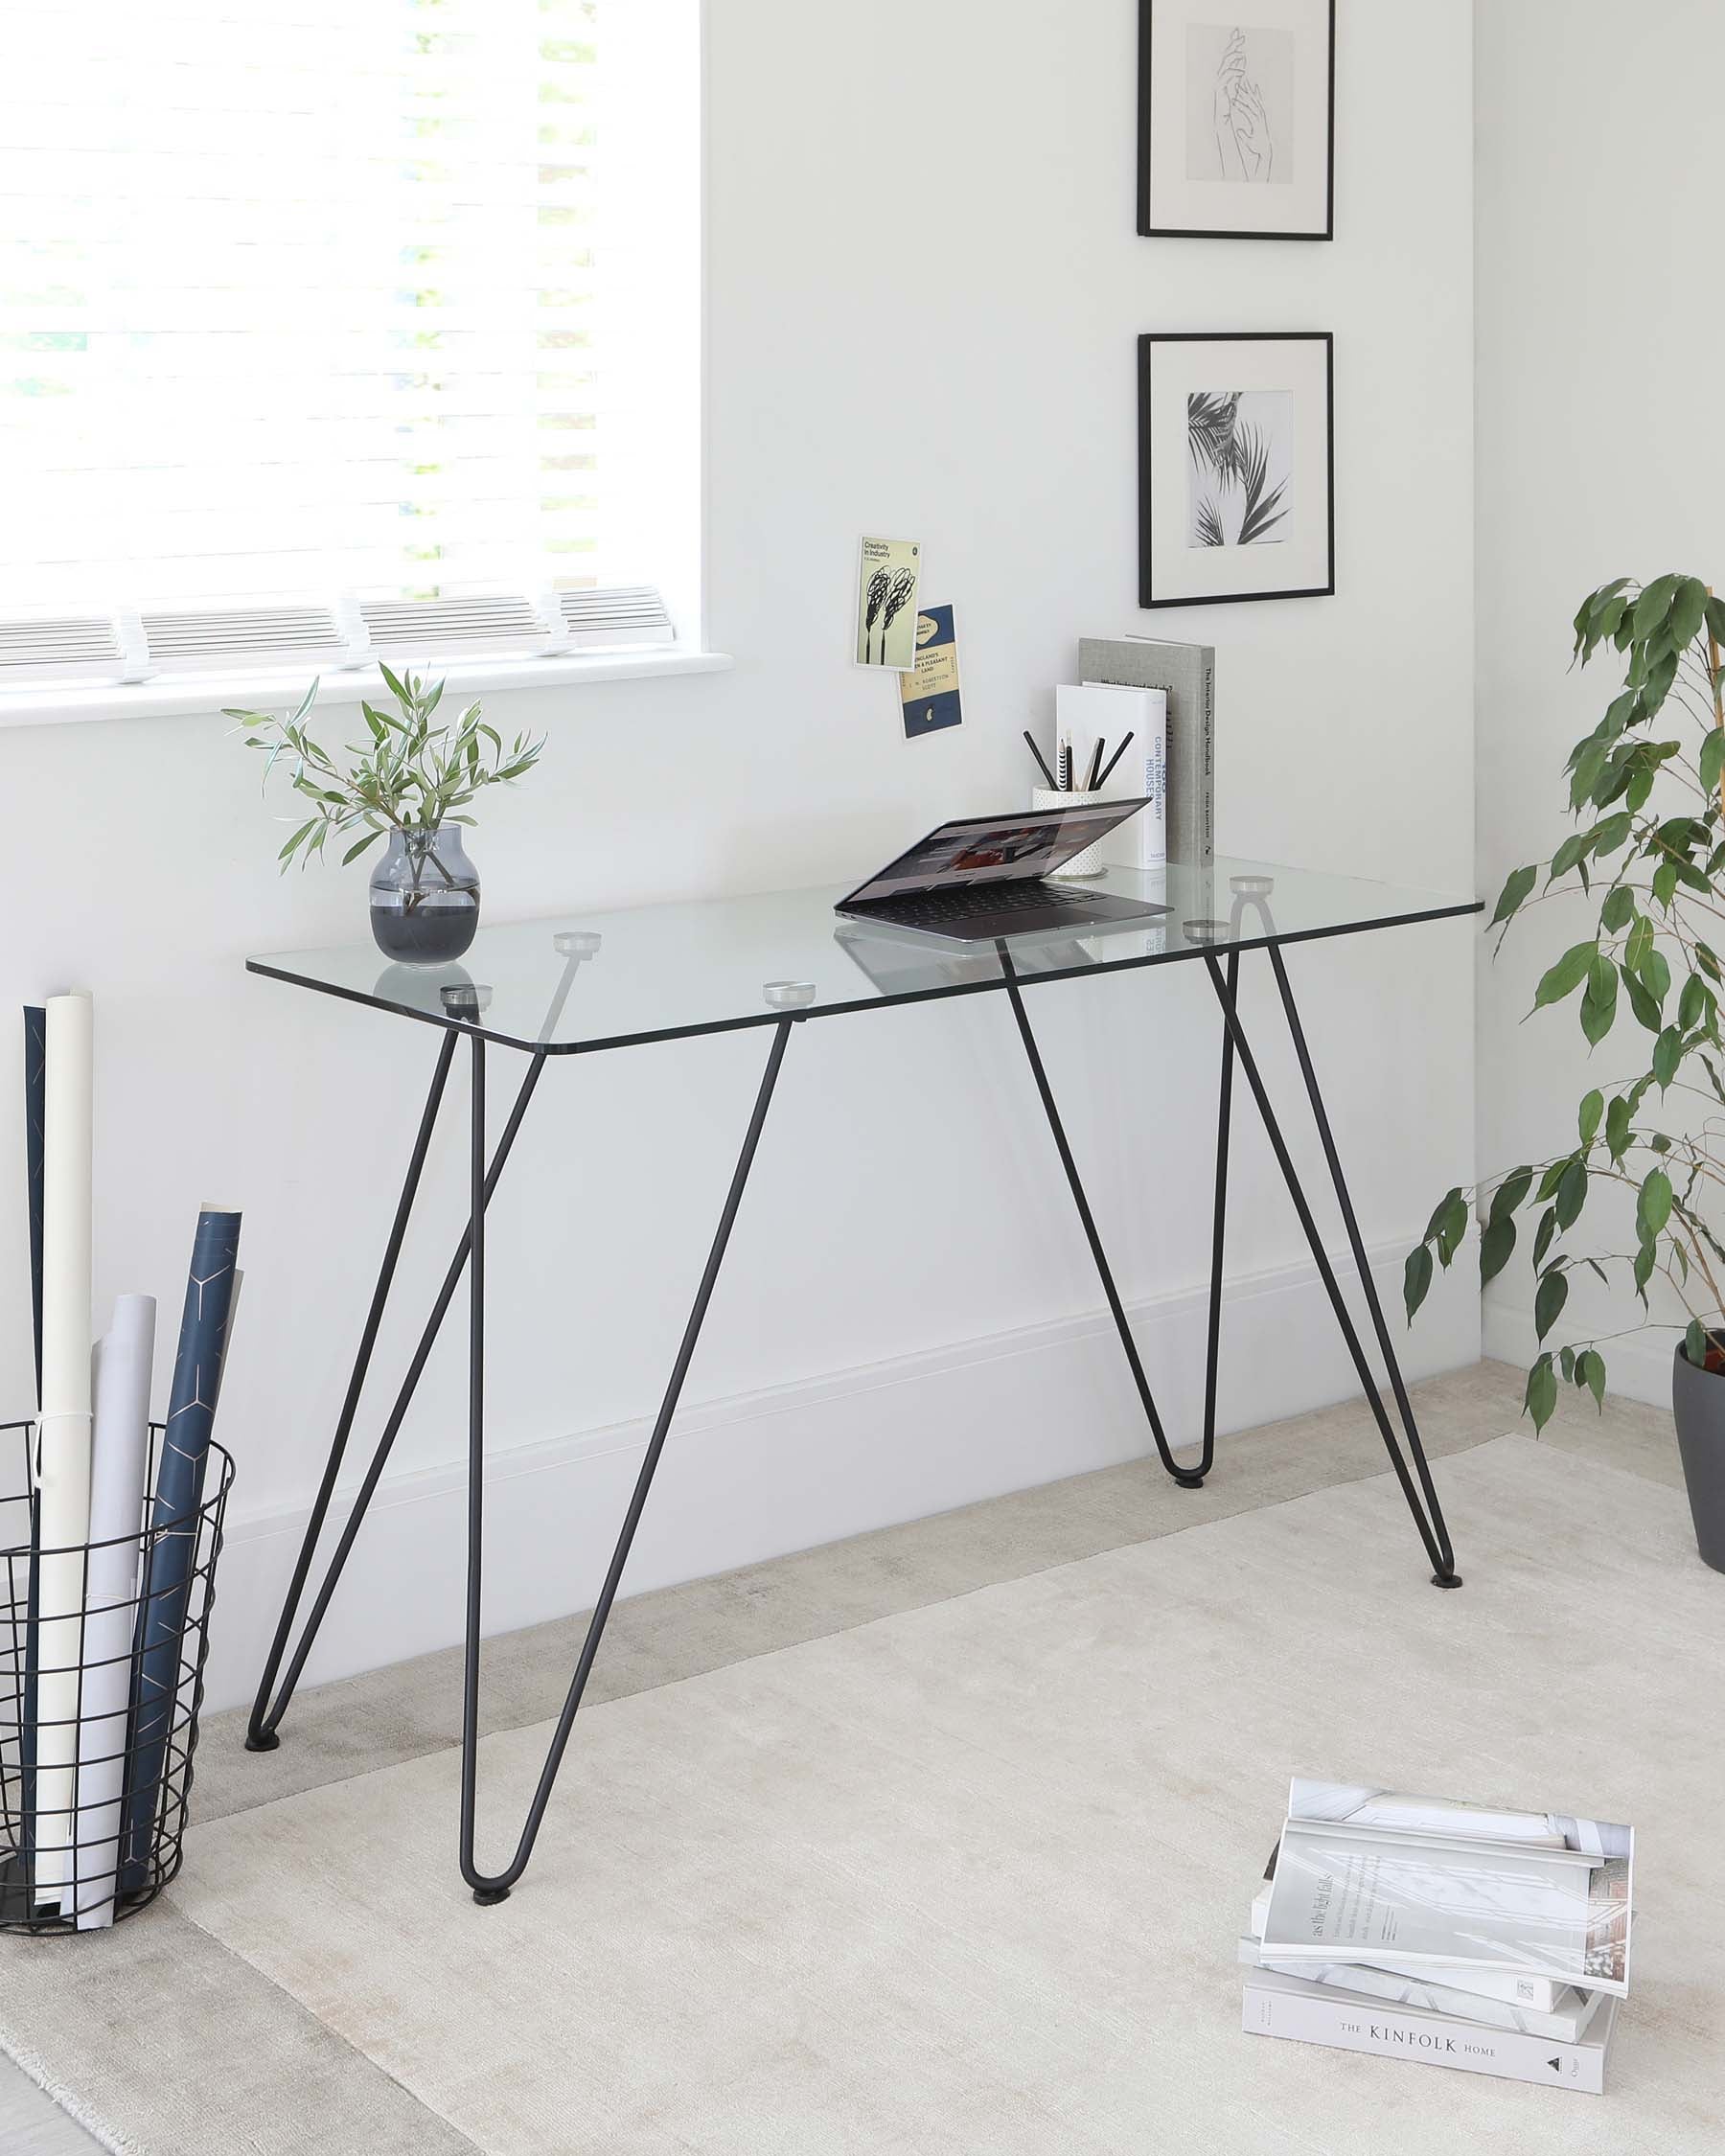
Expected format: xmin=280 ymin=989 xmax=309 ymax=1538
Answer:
xmin=72 ymin=1295 xmax=155 ymax=1929
xmin=119 ymin=1208 xmax=240 ymax=1898
xmin=17 ymin=1006 xmax=47 ymax=1877
xmin=34 ymin=990 xmax=95 ymax=1907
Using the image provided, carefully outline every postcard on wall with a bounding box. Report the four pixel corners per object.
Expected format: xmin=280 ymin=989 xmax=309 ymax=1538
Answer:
xmin=856 ymin=536 xmax=921 ymax=671
xmin=900 ymin=604 xmax=962 ymax=739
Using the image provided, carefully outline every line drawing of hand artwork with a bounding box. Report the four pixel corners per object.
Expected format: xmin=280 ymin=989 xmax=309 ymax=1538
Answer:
xmin=1211 ymin=28 xmax=1274 ymax=182
xmin=863 ymin=566 xmax=890 ymax=664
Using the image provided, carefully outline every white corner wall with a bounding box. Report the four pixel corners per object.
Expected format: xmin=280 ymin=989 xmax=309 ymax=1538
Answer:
xmin=1475 ymin=0 xmax=1725 ymax=1403
xmin=2 ymin=1 xmax=1478 ymax=1709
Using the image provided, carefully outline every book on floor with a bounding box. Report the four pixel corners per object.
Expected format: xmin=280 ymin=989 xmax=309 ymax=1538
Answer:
xmin=1239 ymin=1777 xmax=1634 ymax=2094
xmin=1242 ymin=1968 xmax=1617 ymax=2094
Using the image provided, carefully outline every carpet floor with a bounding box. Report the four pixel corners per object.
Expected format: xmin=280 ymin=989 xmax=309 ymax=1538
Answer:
xmin=0 ymin=1366 xmax=1712 ymax=2154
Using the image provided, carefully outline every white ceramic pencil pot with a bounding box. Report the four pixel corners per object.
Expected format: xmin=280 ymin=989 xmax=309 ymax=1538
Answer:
xmin=1031 ymin=787 xmax=1108 ymax=878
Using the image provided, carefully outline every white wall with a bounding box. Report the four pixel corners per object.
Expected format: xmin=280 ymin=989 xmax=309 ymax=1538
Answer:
xmin=2 ymin=0 xmax=1479 ymax=1709
xmin=1475 ymin=0 xmax=1725 ymax=1403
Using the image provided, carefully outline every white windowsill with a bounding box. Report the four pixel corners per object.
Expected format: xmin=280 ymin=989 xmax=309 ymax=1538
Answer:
xmin=0 ymin=646 xmax=733 ymax=731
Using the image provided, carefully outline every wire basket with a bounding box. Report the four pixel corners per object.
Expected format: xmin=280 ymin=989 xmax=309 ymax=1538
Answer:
xmin=0 ymin=1418 xmax=234 ymax=1936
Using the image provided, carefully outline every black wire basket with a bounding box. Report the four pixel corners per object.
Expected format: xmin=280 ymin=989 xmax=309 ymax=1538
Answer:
xmin=0 ymin=1418 xmax=234 ymax=1936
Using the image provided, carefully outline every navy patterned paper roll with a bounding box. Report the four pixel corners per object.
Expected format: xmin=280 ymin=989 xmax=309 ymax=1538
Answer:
xmin=119 ymin=1207 xmax=241 ymax=1894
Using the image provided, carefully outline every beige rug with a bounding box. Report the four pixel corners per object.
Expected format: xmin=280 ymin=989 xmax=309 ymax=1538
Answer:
xmin=135 ymin=1438 xmax=1725 ymax=2152
xmin=1 ymin=1424 xmax=1717 ymax=2153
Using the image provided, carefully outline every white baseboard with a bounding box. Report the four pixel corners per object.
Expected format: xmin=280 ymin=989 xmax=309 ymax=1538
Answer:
xmin=1482 ymin=1301 xmax=1676 ymax=1411
xmin=204 ymin=1232 xmax=1481 ymax=1712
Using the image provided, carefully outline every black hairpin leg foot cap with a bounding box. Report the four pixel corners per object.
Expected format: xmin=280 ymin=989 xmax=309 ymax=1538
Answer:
xmin=1173 ymin=1471 xmax=1206 ymax=1490
xmin=1432 ymin=1571 xmax=1463 ymax=1591
xmin=472 ymin=1884 xmax=512 ymax=1906
xmin=244 ymin=1729 xmax=282 ymax=1753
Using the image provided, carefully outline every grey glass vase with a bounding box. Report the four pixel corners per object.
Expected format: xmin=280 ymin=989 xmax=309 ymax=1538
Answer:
xmin=368 ymin=825 xmax=480 ymax=963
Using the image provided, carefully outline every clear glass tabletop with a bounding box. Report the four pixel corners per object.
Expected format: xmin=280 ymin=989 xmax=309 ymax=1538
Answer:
xmin=246 ymin=856 xmax=1480 ymax=1056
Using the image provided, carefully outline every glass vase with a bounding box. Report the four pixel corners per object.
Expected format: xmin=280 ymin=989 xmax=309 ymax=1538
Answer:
xmin=368 ymin=825 xmax=481 ymax=963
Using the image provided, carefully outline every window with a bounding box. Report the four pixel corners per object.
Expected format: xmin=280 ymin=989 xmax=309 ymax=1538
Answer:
xmin=0 ymin=0 xmax=700 ymax=691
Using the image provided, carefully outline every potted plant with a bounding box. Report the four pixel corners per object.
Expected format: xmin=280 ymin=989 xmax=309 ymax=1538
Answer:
xmin=232 ymin=666 xmax=542 ymax=963
xmin=1403 ymin=573 xmax=1725 ymax=1572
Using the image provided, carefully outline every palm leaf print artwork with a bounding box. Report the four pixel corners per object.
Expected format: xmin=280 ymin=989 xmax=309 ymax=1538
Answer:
xmin=1186 ymin=389 xmax=1293 ymax=549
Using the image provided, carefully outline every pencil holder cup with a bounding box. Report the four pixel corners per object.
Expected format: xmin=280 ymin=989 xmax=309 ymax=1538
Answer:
xmin=1031 ymin=787 xmax=1108 ymax=878
xmin=0 ymin=1419 xmax=234 ymax=1937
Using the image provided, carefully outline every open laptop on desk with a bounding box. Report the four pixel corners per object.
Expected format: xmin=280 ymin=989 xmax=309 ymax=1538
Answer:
xmin=834 ymin=802 xmax=1165 ymax=943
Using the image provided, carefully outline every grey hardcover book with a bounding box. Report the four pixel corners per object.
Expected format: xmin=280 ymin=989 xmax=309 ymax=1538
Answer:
xmin=1077 ymin=635 xmax=1214 ymax=866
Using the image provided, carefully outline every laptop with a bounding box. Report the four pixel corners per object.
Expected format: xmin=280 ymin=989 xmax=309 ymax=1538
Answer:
xmin=834 ymin=801 xmax=1166 ymax=944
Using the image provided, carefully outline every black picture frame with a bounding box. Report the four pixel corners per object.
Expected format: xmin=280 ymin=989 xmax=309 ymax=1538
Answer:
xmin=1137 ymin=1 xmax=1336 ymax=241
xmin=1138 ymin=331 xmax=1335 ymax=609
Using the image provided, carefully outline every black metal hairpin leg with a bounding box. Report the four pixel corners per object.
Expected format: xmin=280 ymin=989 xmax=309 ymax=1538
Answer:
xmin=459 ymin=1018 xmax=794 ymax=1903
xmin=1195 ymin=949 xmax=1239 ymax=1483
xmin=1202 ymin=951 xmax=1460 ymax=1588
xmin=999 ymin=952 xmax=1200 ymax=1488
xmin=245 ymin=1036 xmax=548 ymax=1752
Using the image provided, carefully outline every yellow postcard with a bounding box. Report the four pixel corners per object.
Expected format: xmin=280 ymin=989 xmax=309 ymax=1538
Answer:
xmin=856 ymin=536 xmax=921 ymax=671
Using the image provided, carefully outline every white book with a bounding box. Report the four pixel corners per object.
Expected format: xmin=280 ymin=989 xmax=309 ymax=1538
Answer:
xmin=1287 ymin=1777 xmax=1570 ymax=1849
xmin=1056 ymin=682 xmax=1166 ymax=869
xmin=1243 ymin=1969 xmax=1616 ymax=2094
xmin=1236 ymin=1938 xmax=1603 ymax=2044
xmin=1250 ymin=1873 xmax=1568 ymax=2012
xmin=1263 ymin=1817 xmax=1632 ymax=1997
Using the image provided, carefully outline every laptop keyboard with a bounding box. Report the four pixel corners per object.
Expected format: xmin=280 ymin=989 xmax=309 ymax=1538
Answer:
xmin=876 ymin=880 xmax=1086 ymax=928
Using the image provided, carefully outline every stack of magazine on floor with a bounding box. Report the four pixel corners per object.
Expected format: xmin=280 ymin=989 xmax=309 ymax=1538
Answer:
xmin=1239 ymin=1778 xmax=1634 ymax=2095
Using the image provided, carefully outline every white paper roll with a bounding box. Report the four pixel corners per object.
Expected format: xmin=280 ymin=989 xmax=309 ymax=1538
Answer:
xmin=34 ymin=989 xmax=94 ymax=1903
xmin=72 ymin=1295 xmax=155 ymax=1929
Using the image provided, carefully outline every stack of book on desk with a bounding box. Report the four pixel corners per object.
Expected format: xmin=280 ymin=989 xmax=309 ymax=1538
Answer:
xmin=1239 ymin=1778 xmax=1634 ymax=2095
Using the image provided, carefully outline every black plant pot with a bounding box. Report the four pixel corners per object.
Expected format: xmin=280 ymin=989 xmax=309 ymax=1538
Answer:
xmin=1671 ymin=1342 xmax=1725 ymax=1573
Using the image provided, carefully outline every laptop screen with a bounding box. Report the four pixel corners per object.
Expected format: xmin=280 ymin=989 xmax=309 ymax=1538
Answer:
xmin=840 ymin=801 xmax=1148 ymax=906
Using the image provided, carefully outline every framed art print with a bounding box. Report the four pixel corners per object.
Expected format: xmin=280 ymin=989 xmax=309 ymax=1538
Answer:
xmin=1138 ymin=1 xmax=1335 ymax=240
xmin=1138 ymin=332 xmax=1333 ymax=608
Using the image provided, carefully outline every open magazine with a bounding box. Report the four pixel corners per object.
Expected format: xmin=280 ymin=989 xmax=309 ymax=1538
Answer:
xmin=1259 ymin=1778 xmax=1632 ymax=1999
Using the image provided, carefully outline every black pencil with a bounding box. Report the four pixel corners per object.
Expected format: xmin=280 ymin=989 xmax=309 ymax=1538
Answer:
xmin=1084 ymin=738 xmax=1104 ymax=791
xmin=1095 ymin=731 xmax=1136 ymax=788
xmin=1023 ymin=729 xmax=1056 ymax=790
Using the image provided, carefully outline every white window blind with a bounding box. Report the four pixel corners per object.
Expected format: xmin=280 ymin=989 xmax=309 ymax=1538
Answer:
xmin=0 ymin=0 xmax=681 ymax=681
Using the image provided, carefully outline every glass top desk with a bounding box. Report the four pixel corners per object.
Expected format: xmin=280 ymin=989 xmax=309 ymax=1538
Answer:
xmin=242 ymin=856 xmax=1481 ymax=1902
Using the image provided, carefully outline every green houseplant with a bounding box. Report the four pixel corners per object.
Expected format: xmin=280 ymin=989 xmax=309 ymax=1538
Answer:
xmin=1402 ymin=573 xmax=1725 ymax=1569
xmin=233 ymin=665 xmax=542 ymax=963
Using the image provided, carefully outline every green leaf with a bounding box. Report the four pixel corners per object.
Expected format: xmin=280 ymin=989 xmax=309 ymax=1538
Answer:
xmin=1599 ymin=885 xmax=1636 ymax=934
xmin=1680 ymin=974 xmax=1708 ymax=1030
xmin=1637 ymin=1167 xmax=1673 ymax=1241
xmin=1535 ymin=1269 xmax=1567 ymax=1342
xmin=1532 ymin=1205 xmax=1558 ymax=1269
xmin=1652 ymin=859 xmax=1679 ymax=910
xmin=1686 ymin=1317 xmax=1709 ymax=1369
xmin=1702 ymin=729 xmax=1725 ymax=797
xmin=1577 ymin=1089 xmax=1603 ymax=1146
xmin=1707 ymin=595 xmax=1725 ymax=649
xmin=1489 ymin=1165 xmax=1534 ymax=1223
xmin=1533 ymin=942 xmax=1597 ymax=1009
xmin=1435 ymin=1191 xmax=1470 ymax=1265
xmin=1549 ymin=832 xmax=1589 ymax=883
xmin=1559 ymin=1343 xmax=1576 ymax=1383
xmin=277 ymin=817 xmax=316 ymax=861
xmin=1632 ymin=572 xmax=1680 ymax=636
xmin=1652 ymin=1024 xmax=1684 ymax=1090
xmin=1491 ymin=863 xmax=1537 ymax=924
xmin=1622 ymin=964 xmax=1663 ymax=1033
xmin=1480 ymin=1214 xmax=1516 ymax=1287
xmin=340 ymin=830 xmax=384 ymax=865
xmin=1592 ymin=810 xmax=1634 ymax=857
xmin=1524 ymin=1353 xmax=1558 ymax=1432
xmin=1622 ymin=916 xmax=1653 ymax=973
xmin=1671 ymin=576 xmax=1710 ymax=649
xmin=1641 ymin=947 xmax=1671 ymax=1004
xmin=1633 ymin=1240 xmax=1656 ymax=1300
xmin=1554 ymin=1157 xmax=1588 ymax=1229
xmin=1576 ymin=1347 xmax=1607 ymax=1411
xmin=1403 ymin=1243 xmax=1434 ymax=1323
xmin=1579 ymin=956 xmax=1618 ymax=1045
